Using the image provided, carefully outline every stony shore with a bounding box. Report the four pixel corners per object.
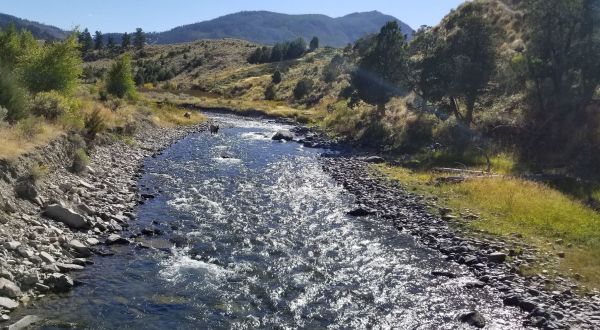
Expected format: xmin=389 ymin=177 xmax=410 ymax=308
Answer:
xmin=0 ymin=121 xmax=206 ymax=326
xmin=321 ymin=155 xmax=600 ymax=329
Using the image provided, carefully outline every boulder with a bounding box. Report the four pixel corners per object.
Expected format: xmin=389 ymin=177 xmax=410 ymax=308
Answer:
xmin=347 ymin=207 xmax=374 ymax=217
xmin=458 ymin=311 xmax=486 ymax=328
xmin=0 ymin=297 xmax=18 ymax=310
xmin=487 ymin=252 xmax=507 ymax=263
xmin=56 ymin=263 xmax=85 ymax=272
xmin=7 ymin=315 xmax=41 ymax=330
xmin=68 ymin=239 xmax=92 ymax=257
xmin=43 ymin=205 xmax=90 ymax=230
xmin=0 ymin=278 xmax=21 ymax=298
xmin=39 ymin=252 xmax=56 ymax=264
xmin=272 ymin=130 xmax=294 ymax=141
xmin=45 ymin=273 xmax=74 ymax=293
xmin=106 ymin=234 xmax=130 ymax=245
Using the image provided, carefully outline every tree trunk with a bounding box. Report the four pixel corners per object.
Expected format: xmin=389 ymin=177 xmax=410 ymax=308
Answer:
xmin=450 ymin=97 xmax=463 ymax=122
xmin=464 ymin=97 xmax=475 ymax=128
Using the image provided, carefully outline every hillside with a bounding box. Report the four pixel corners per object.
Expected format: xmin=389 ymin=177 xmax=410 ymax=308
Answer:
xmin=0 ymin=12 xmax=68 ymax=40
xmin=147 ymin=11 xmax=414 ymax=47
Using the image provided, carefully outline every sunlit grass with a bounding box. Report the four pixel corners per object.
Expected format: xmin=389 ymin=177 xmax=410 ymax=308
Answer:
xmin=378 ymin=164 xmax=600 ymax=291
xmin=0 ymin=122 xmax=64 ymax=160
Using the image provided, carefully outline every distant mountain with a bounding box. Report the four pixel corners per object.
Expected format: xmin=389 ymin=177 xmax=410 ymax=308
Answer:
xmin=148 ymin=11 xmax=414 ymax=46
xmin=0 ymin=13 xmax=68 ymax=40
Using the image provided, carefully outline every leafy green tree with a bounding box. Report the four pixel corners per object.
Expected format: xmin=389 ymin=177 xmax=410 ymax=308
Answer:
xmin=94 ymin=31 xmax=104 ymax=50
xmin=20 ymin=34 xmax=83 ymax=95
xmin=133 ymin=28 xmax=145 ymax=50
xmin=121 ymin=32 xmax=131 ymax=49
xmin=518 ymin=0 xmax=600 ymax=175
xmin=79 ymin=28 xmax=93 ymax=53
xmin=309 ymin=36 xmax=319 ymax=51
xmin=270 ymin=42 xmax=288 ymax=62
xmin=0 ymin=66 xmax=28 ymax=122
xmin=105 ymin=53 xmax=137 ymax=99
xmin=0 ymin=24 xmax=38 ymax=70
xmin=351 ymin=21 xmax=408 ymax=115
xmin=264 ymin=84 xmax=276 ymax=100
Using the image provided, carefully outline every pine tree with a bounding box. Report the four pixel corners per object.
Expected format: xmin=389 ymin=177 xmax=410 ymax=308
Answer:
xmin=309 ymin=36 xmax=319 ymax=51
xmin=133 ymin=28 xmax=145 ymax=50
xmin=121 ymin=32 xmax=131 ymax=49
xmin=107 ymin=35 xmax=115 ymax=50
xmin=94 ymin=31 xmax=104 ymax=50
xmin=79 ymin=28 xmax=93 ymax=53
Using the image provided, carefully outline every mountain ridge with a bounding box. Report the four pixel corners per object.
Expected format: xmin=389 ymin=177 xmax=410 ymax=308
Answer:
xmin=0 ymin=12 xmax=68 ymax=40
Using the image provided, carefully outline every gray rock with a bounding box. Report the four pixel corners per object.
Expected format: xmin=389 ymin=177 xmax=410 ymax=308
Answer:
xmin=7 ymin=315 xmax=41 ymax=330
xmin=45 ymin=273 xmax=73 ymax=293
xmin=106 ymin=234 xmax=129 ymax=245
xmin=86 ymin=238 xmax=100 ymax=246
xmin=14 ymin=179 xmax=38 ymax=202
xmin=488 ymin=252 xmax=507 ymax=263
xmin=272 ymin=130 xmax=294 ymax=141
xmin=16 ymin=247 xmax=33 ymax=259
xmin=458 ymin=311 xmax=486 ymax=328
xmin=39 ymin=251 xmax=55 ymax=264
xmin=43 ymin=205 xmax=90 ymax=229
xmin=3 ymin=242 xmax=20 ymax=251
xmin=0 ymin=195 xmax=15 ymax=214
xmin=68 ymin=239 xmax=92 ymax=257
xmin=0 ymin=278 xmax=21 ymax=298
xmin=364 ymin=156 xmax=385 ymax=164
xmin=56 ymin=263 xmax=85 ymax=272
xmin=0 ymin=297 xmax=18 ymax=310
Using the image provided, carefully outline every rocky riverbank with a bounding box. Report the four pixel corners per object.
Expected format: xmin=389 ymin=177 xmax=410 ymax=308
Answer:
xmin=321 ymin=155 xmax=600 ymax=329
xmin=0 ymin=121 xmax=206 ymax=326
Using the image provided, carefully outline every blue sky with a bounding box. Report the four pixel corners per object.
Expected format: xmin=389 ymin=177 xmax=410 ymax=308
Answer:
xmin=2 ymin=0 xmax=466 ymax=33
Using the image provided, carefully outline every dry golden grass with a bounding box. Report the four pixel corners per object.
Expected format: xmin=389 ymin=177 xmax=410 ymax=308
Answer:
xmin=378 ymin=164 xmax=600 ymax=291
xmin=0 ymin=122 xmax=64 ymax=160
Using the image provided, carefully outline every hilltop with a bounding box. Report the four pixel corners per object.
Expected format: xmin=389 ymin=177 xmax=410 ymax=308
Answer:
xmin=0 ymin=12 xmax=68 ymax=40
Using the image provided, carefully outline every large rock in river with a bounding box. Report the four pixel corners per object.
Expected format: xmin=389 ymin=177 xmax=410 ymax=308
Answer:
xmin=272 ymin=130 xmax=294 ymax=141
xmin=0 ymin=278 xmax=21 ymax=298
xmin=43 ymin=205 xmax=90 ymax=229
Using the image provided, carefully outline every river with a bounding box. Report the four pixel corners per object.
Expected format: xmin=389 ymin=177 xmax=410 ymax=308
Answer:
xmin=15 ymin=115 xmax=524 ymax=329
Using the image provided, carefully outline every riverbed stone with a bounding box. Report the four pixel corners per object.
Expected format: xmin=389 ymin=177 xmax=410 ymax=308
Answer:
xmin=68 ymin=239 xmax=92 ymax=257
xmin=7 ymin=315 xmax=41 ymax=330
xmin=43 ymin=205 xmax=89 ymax=230
xmin=45 ymin=273 xmax=73 ymax=293
xmin=272 ymin=130 xmax=293 ymax=141
xmin=39 ymin=252 xmax=55 ymax=264
xmin=106 ymin=234 xmax=129 ymax=245
xmin=0 ymin=297 xmax=18 ymax=310
xmin=458 ymin=311 xmax=486 ymax=328
xmin=488 ymin=252 xmax=507 ymax=263
xmin=0 ymin=278 xmax=21 ymax=298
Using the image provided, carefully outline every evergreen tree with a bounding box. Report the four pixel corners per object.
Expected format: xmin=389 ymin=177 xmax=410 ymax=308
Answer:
xmin=107 ymin=35 xmax=115 ymax=50
xmin=351 ymin=21 xmax=408 ymax=115
xmin=121 ymin=32 xmax=131 ymax=49
xmin=133 ymin=28 xmax=145 ymax=50
xmin=79 ymin=28 xmax=93 ymax=53
xmin=286 ymin=38 xmax=307 ymax=59
xmin=309 ymin=36 xmax=319 ymax=51
xmin=94 ymin=31 xmax=104 ymax=50
xmin=272 ymin=70 xmax=282 ymax=84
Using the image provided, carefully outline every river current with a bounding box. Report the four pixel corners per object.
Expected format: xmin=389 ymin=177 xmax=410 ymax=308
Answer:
xmin=17 ymin=115 xmax=523 ymax=329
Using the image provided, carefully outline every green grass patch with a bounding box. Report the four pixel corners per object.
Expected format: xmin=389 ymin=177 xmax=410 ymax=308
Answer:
xmin=377 ymin=164 xmax=600 ymax=291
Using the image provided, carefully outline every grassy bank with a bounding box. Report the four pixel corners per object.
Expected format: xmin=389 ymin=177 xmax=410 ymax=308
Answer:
xmin=377 ymin=164 xmax=600 ymax=291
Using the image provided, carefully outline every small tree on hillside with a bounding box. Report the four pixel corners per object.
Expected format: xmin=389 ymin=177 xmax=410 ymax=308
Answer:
xmin=309 ymin=36 xmax=319 ymax=51
xmin=0 ymin=67 xmax=28 ymax=122
xmin=94 ymin=31 xmax=104 ymax=50
xmin=286 ymin=38 xmax=307 ymax=59
xmin=133 ymin=28 xmax=145 ymax=50
xmin=107 ymin=35 xmax=115 ymax=50
xmin=272 ymin=70 xmax=282 ymax=84
xmin=105 ymin=53 xmax=137 ymax=99
xmin=293 ymin=79 xmax=313 ymax=99
xmin=121 ymin=32 xmax=131 ymax=49
xmin=351 ymin=21 xmax=408 ymax=116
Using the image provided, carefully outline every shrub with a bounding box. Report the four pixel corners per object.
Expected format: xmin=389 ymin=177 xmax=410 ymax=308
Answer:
xmin=0 ymin=106 xmax=7 ymax=122
xmin=272 ymin=70 xmax=282 ymax=84
xmin=84 ymin=107 xmax=106 ymax=141
xmin=0 ymin=68 xmax=29 ymax=122
xmin=293 ymin=79 xmax=313 ymax=100
xmin=17 ymin=116 xmax=45 ymax=139
xmin=19 ymin=34 xmax=82 ymax=95
xmin=264 ymin=84 xmax=276 ymax=100
xmin=71 ymin=148 xmax=90 ymax=173
xmin=433 ymin=118 xmax=474 ymax=154
xmin=30 ymin=91 xmax=70 ymax=121
xmin=105 ymin=53 xmax=137 ymax=99
xmin=30 ymin=163 xmax=49 ymax=182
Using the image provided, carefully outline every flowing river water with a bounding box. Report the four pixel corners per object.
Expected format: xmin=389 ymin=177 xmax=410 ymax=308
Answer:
xmin=16 ymin=115 xmax=524 ymax=329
